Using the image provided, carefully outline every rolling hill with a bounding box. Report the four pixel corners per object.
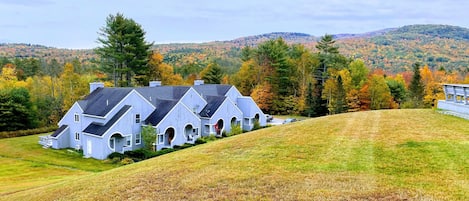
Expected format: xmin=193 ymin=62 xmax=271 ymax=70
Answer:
xmin=3 ymin=109 xmax=468 ymax=200
xmin=1 ymin=24 xmax=469 ymax=74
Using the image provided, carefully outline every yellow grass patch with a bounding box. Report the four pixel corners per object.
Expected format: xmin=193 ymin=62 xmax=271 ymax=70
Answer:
xmin=2 ymin=109 xmax=468 ymax=200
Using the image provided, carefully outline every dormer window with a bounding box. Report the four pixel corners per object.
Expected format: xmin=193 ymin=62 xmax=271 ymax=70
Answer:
xmin=74 ymin=113 xmax=80 ymax=122
xmin=135 ymin=114 xmax=141 ymax=123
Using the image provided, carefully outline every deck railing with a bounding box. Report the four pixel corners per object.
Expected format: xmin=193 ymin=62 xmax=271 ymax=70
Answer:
xmin=38 ymin=135 xmax=52 ymax=147
xmin=443 ymin=84 xmax=469 ymax=104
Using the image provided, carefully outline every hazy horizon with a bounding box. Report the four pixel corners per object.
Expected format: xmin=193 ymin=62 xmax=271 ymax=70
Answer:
xmin=1 ymin=0 xmax=468 ymax=49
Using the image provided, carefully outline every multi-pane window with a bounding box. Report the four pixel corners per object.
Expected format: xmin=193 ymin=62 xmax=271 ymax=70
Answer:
xmin=75 ymin=132 xmax=80 ymax=140
xmin=135 ymin=133 xmax=141 ymax=144
xmin=126 ymin=136 xmax=131 ymax=147
xmin=158 ymin=134 xmax=164 ymax=144
xmin=135 ymin=114 xmax=141 ymax=123
xmin=74 ymin=114 xmax=80 ymax=122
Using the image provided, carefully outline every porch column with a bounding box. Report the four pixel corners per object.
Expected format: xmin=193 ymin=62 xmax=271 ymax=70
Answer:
xmin=443 ymin=85 xmax=448 ymax=101
xmin=453 ymin=86 xmax=456 ymax=102
xmin=465 ymin=87 xmax=468 ymax=105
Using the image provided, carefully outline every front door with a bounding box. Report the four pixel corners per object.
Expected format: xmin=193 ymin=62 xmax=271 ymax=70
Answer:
xmin=87 ymin=140 xmax=92 ymax=156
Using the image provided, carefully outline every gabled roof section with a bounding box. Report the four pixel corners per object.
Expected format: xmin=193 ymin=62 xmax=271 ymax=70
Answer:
xmin=51 ymin=125 xmax=68 ymax=137
xmin=79 ymin=87 xmax=133 ymax=117
xmin=135 ymin=86 xmax=190 ymax=106
xmin=193 ymin=84 xmax=232 ymax=97
xmin=199 ymin=96 xmax=226 ymax=118
xmin=83 ymin=105 xmax=132 ymax=136
xmin=144 ymin=99 xmax=178 ymax=126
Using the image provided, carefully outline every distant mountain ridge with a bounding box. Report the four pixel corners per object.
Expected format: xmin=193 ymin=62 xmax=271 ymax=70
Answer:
xmin=1 ymin=24 xmax=469 ymax=73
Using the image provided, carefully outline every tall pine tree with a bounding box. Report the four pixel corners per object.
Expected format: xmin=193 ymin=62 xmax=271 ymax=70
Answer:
xmin=408 ymin=63 xmax=425 ymax=108
xmin=96 ymin=13 xmax=153 ymax=87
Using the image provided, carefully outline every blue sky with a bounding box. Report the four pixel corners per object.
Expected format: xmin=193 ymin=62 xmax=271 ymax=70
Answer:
xmin=1 ymin=0 xmax=468 ymax=49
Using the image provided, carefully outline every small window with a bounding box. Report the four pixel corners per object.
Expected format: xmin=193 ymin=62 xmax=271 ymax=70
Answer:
xmin=158 ymin=134 xmax=164 ymax=144
xmin=135 ymin=133 xmax=141 ymax=144
xmin=110 ymin=138 xmax=115 ymax=149
xmin=204 ymin=125 xmax=210 ymax=134
xmin=244 ymin=118 xmax=250 ymax=125
xmin=126 ymin=136 xmax=131 ymax=147
xmin=75 ymin=132 xmax=80 ymax=141
xmin=135 ymin=114 xmax=141 ymax=123
xmin=74 ymin=114 xmax=80 ymax=122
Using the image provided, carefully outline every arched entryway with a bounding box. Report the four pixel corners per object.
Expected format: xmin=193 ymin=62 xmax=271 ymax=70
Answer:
xmin=254 ymin=114 xmax=260 ymax=124
xmin=215 ymin=119 xmax=224 ymax=136
xmin=164 ymin=128 xmax=175 ymax=146
xmin=184 ymin=124 xmax=194 ymax=141
xmin=109 ymin=133 xmax=125 ymax=153
xmin=231 ymin=117 xmax=237 ymax=126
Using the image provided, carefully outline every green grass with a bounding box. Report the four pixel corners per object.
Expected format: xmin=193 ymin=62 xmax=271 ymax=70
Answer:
xmin=0 ymin=134 xmax=119 ymax=196
xmin=2 ymin=109 xmax=469 ymax=200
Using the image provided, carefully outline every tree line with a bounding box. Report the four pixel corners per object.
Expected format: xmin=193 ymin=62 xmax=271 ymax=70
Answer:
xmin=230 ymin=36 xmax=465 ymax=116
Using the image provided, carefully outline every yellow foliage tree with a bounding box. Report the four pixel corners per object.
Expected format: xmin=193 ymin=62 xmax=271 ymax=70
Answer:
xmin=250 ymin=82 xmax=273 ymax=112
xmin=148 ymin=52 xmax=184 ymax=85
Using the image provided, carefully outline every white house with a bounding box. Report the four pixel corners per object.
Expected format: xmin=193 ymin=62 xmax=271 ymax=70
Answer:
xmin=39 ymin=80 xmax=266 ymax=160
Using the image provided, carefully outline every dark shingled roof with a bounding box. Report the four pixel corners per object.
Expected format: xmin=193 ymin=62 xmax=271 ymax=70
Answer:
xmin=51 ymin=125 xmax=68 ymax=137
xmin=83 ymin=105 xmax=132 ymax=136
xmin=144 ymin=99 xmax=178 ymax=125
xmin=79 ymin=88 xmax=133 ymax=117
xmin=199 ymin=96 xmax=226 ymax=117
xmin=135 ymin=86 xmax=190 ymax=106
xmin=193 ymin=84 xmax=232 ymax=97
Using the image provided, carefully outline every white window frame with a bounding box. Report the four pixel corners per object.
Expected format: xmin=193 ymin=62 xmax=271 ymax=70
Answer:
xmin=110 ymin=138 xmax=115 ymax=150
xmin=74 ymin=113 xmax=80 ymax=122
xmin=135 ymin=114 xmax=141 ymax=124
xmin=158 ymin=134 xmax=164 ymax=144
xmin=75 ymin=132 xmax=80 ymax=141
xmin=125 ymin=135 xmax=132 ymax=147
xmin=135 ymin=133 xmax=141 ymax=145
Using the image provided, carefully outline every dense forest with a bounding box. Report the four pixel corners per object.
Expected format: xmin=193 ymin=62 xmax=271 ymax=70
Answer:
xmin=1 ymin=23 xmax=468 ymax=131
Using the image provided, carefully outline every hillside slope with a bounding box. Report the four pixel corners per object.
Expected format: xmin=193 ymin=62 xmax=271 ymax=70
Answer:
xmin=3 ymin=109 xmax=468 ymax=200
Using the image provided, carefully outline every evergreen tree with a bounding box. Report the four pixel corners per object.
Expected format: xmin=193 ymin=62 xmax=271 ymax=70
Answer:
xmin=335 ymin=75 xmax=347 ymax=114
xmin=96 ymin=13 xmax=153 ymax=87
xmin=240 ymin=46 xmax=254 ymax=62
xmin=408 ymin=63 xmax=425 ymax=108
xmin=386 ymin=78 xmax=407 ymax=107
xmin=311 ymin=34 xmax=343 ymax=117
xmin=303 ymin=82 xmax=315 ymax=117
xmin=200 ymin=62 xmax=223 ymax=84
xmin=0 ymin=88 xmax=37 ymax=131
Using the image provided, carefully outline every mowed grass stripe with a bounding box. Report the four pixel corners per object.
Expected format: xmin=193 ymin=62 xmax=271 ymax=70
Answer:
xmin=1 ymin=109 xmax=468 ymax=200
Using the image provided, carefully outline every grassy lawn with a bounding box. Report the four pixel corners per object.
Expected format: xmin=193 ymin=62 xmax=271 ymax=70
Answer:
xmin=0 ymin=134 xmax=119 ymax=196
xmin=2 ymin=109 xmax=469 ymax=200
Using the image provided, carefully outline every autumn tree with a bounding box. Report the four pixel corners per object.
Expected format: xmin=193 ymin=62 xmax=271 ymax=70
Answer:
xmin=59 ymin=63 xmax=90 ymax=112
xmin=96 ymin=13 xmax=153 ymax=87
xmin=250 ymin=82 xmax=274 ymax=113
xmin=147 ymin=52 xmax=183 ymax=85
xmin=368 ymin=74 xmax=393 ymax=110
xmin=349 ymin=59 xmax=369 ymax=89
xmin=420 ymin=65 xmax=442 ymax=107
xmin=231 ymin=59 xmax=259 ymax=95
